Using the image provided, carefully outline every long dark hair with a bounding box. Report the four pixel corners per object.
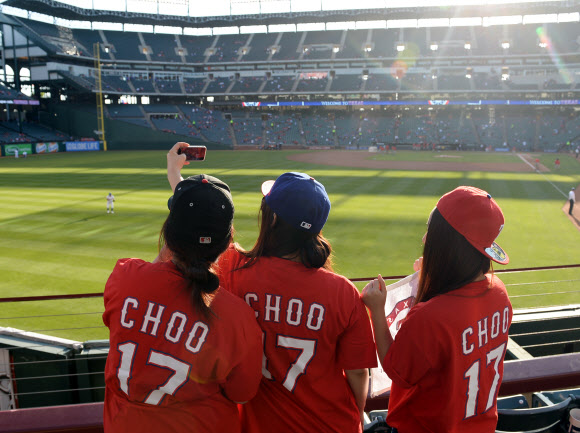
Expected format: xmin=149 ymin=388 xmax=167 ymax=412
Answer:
xmin=237 ymin=198 xmax=333 ymax=270
xmin=159 ymin=216 xmax=231 ymax=320
xmin=416 ymin=208 xmax=491 ymax=304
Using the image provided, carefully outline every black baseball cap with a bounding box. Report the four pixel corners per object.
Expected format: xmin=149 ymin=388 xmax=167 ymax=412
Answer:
xmin=167 ymin=174 xmax=234 ymax=246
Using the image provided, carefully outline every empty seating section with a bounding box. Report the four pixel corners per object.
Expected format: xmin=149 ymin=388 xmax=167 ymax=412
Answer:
xmin=296 ymin=77 xmax=328 ymax=93
xmin=472 ymin=113 xmax=505 ymax=147
xmin=205 ymin=77 xmax=231 ymax=94
xmin=271 ymin=32 xmax=302 ymax=60
xmin=231 ymin=112 xmax=263 ymax=145
xmin=330 ymin=74 xmax=362 ymax=92
xmin=401 ymin=74 xmax=433 ymax=92
xmin=438 ymin=74 xmax=471 ymax=91
xmin=208 ymin=34 xmax=249 ymax=63
xmin=370 ymin=29 xmax=399 ymax=58
xmin=141 ymin=33 xmax=182 ymax=63
xmin=401 ymin=28 xmax=427 ymax=56
xmin=71 ymin=29 xmax=102 ymax=57
xmin=398 ymin=116 xmax=439 ymax=144
xmin=105 ymin=31 xmax=147 ymax=61
xmin=154 ymin=78 xmax=182 ymax=94
xmin=181 ymin=106 xmax=232 ymax=145
xmin=537 ymin=113 xmax=580 ymax=148
xmin=359 ymin=114 xmax=397 ymax=145
xmin=0 ymin=121 xmax=66 ymax=143
xmin=150 ymin=116 xmax=200 ymax=137
xmin=336 ymin=30 xmax=368 ymax=59
xmin=184 ymin=78 xmax=206 ymax=94
xmin=142 ymin=105 xmax=178 ymax=113
xmin=505 ymin=114 xmax=535 ymax=148
xmin=365 ymin=74 xmax=399 ymax=92
xmin=243 ymin=33 xmax=278 ymax=61
xmin=429 ymin=27 xmax=471 ymax=57
xmin=230 ymin=77 xmax=265 ymax=93
xmin=102 ymin=76 xmax=132 ymax=93
xmin=335 ymin=113 xmax=360 ymax=146
xmin=474 ymin=73 xmax=502 ymax=90
xmin=262 ymin=76 xmax=295 ymax=93
xmin=264 ymin=114 xmax=302 ymax=145
xmin=473 ymin=27 xmax=503 ymax=56
xmin=130 ymin=78 xmax=156 ymax=93
xmin=302 ymin=30 xmax=342 ymax=60
xmin=302 ymin=113 xmax=334 ymax=146
xmin=108 ymin=105 xmax=143 ymax=118
xmin=181 ymin=36 xmax=214 ymax=63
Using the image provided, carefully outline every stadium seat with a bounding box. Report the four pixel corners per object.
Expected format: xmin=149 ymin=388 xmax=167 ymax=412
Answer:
xmin=498 ymin=394 xmax=530 ymax=409
xmin=533 ymin=388 xmax=580 ymax=406
xmin=364 ymin=410 xmax=390 ymax=433
xmin=495 ymin=396 xmax=571 ymax=433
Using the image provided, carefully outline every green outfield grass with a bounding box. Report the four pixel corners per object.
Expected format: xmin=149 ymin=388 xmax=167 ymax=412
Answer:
xmin=1 ymin=149 xmax=580 ymax=341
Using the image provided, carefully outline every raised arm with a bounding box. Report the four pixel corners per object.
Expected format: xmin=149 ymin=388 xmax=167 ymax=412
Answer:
xmin=167 ymin=142 xmax=190 ymax=192
xmin=361 ymin=274 xmax=394 ymax=362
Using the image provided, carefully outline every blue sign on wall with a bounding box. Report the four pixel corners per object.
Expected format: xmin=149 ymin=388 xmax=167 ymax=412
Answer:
xmin=65 ymin=141 xmax=101 ymax=152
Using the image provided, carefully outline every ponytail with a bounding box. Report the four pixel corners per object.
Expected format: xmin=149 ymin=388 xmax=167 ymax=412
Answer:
xmin=159 ymin=217 xmax=231 ymax=320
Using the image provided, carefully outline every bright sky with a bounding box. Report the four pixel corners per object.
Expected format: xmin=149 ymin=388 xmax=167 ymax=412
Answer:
xmin=9 ymin=0 xmax=566 ymax=17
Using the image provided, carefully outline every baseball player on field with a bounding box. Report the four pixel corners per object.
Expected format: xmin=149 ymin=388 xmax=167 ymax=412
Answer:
xmin=106 ymin=193 xmax=115 ymax=214
xmin=363 ymin=186 xmax=513 ymax=433
xmin=216 ymin=172 xmax=377 ymax=433
xmin=102 ymin=142 xmax=262 ymax=433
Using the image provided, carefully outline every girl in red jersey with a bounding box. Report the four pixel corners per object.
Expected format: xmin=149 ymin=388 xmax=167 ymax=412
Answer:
xmin=216 ymin=172 xmax=378 ymax=433
xmin=363 ymin=186 xmax=513 ymax=433
xmin=102 ymin=142 xmax=262 ymax=433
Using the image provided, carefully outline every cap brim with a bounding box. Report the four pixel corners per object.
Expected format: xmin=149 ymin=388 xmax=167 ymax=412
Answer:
xmin=261 ymin=180 xmax=275 ymax=196
xmin=484 ymin=242 xmax=509 ymax=265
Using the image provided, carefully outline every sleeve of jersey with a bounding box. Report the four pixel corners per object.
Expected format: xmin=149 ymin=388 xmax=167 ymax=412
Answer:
xmin=220 ymin=307 xmax=263 ymax=403
xmin=102 ymin=258 xmax=130 ymax=328
xmin=216 ymin=244 xmax=244 ymax=294
xmin=336 ymin=284 xmax=378 ymax=370
xmin=381 ymin=308 xmax=436 ymax=389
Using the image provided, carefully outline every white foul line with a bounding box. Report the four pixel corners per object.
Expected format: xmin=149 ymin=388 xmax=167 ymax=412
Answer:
xmin=517 ymin=153 xmax=568 ymax=198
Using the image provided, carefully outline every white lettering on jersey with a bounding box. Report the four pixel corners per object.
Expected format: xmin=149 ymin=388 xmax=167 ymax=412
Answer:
xmin=165 ymin=312 xmax=187 ymax=343
xmin=491 ymin=311 xmax=500 ymax=339
xmin=121 ymin=297 xmax=139 ymax=329
xmin=185 ymin=322 xmax=209 ymax=353
xmin=461 ymin=306 xmax=511 ymax=356
xmin=306 ymin=303 xmax=325 ymax=331
xmin=477 ymin=317 xmax=488 ymax=348
xmin=287 ymin=299 xmax=303 ymax=326
xmin=265 ymin=294 xmax=281 ymax=323
xmin=462 ymin=327 xmax=474 ymax=355
xmin=140 ymin=302 xmax=165 ymax=336
xmin=245 ymin=293 xmax=259 ymax=318
xmin=502 ymin=307 xmax=510 ymax=334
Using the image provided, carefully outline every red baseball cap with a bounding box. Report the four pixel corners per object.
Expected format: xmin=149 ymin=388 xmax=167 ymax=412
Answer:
xmin=436 ymin=186 xmax=509 ymax=265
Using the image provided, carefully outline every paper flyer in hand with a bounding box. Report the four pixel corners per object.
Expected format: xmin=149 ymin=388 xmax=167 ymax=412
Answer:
xmin=369 ymin=271 xmax=419 ymax=397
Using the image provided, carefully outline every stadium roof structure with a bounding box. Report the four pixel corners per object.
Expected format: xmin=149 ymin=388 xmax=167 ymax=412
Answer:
xmin=5 ymin=0 xmax=580 ymax=27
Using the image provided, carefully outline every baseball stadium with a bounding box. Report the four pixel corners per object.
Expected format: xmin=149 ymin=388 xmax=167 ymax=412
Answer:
xmin=0 ymin=0 xmax=580 ymax=431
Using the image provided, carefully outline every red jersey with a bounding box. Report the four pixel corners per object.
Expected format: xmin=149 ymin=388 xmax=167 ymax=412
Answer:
xmin=383 ymin=274 xmax=513 ymax=433
xmin=217 ymin=245 xmax=377 ymax=433
xmin=102 ymin=258 xmax=262 ymax=433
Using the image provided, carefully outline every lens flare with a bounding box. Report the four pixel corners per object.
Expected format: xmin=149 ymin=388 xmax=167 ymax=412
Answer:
xmin=536 ymin=26 xmax=573 ymax=84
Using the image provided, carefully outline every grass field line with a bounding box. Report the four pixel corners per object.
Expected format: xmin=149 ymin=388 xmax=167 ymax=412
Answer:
xmin=517 ymin=153 xmax=568 ymax=198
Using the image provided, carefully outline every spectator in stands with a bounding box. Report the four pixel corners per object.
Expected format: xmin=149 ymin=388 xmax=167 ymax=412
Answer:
xmin=102 ymin=142 xmax=262 ymax=433
xmin=215 ymin=172 xmax=377 ymax=433
xmin=362 ymin=186 xmax=512 ymax=433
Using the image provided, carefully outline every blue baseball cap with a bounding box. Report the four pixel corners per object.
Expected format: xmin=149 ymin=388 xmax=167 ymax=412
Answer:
xmin=261 ymin=172 xmax=331 ymax=234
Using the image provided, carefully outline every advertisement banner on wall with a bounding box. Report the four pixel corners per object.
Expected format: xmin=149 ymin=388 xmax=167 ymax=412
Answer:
xmin=65 ymin=141 xmax=100 ymax=152
xmin=5 ymin=143 xmax=32 ymax=156
xmin=36 ymin=142 xmax=60 ymax=154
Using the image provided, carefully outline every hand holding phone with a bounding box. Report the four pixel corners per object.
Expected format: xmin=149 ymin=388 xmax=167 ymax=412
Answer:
xmin=178 ymin=145 xmax=207 ymax=161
